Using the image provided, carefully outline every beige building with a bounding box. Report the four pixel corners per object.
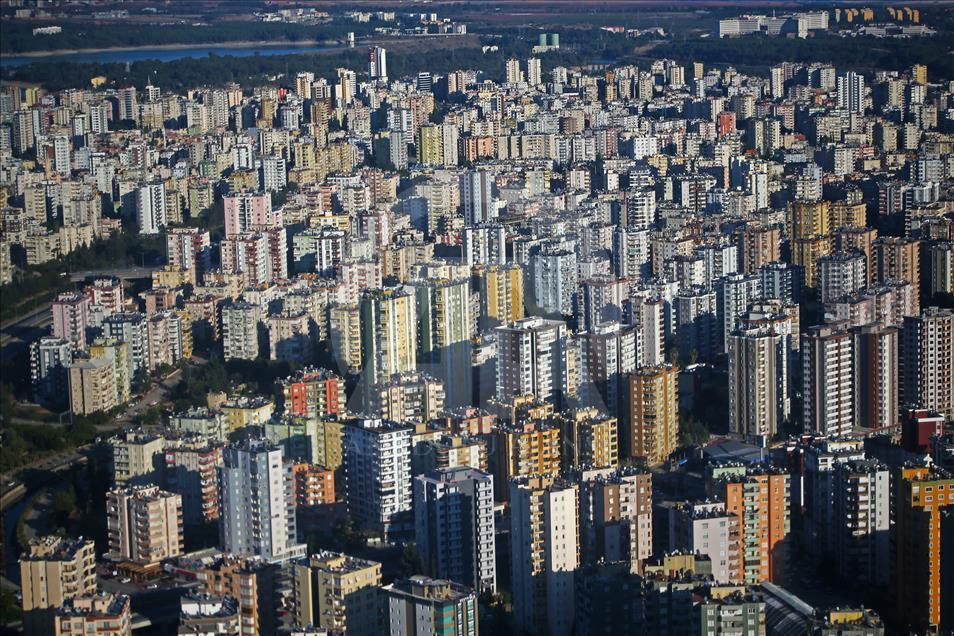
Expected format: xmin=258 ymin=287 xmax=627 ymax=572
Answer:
xmin=194 ymin=555 xmax=279 ymax=635
xmin=146 ymin=310 xmax=192 ymax=370
xmin=219 ymin=396 xmax=275 ymax=433
xmin=267 ymin=311 xmax=312 ymax=361
xmin=510 ymin=476 xmax=579 ymax=636
xmin=106 ymin=485 xmax=183 ymax=567
xmin=359 ymin=287 xmax=417 ymax=384
xmin=477 ymin=264 xmax=525 ymax=329
xmin=329 ymin=303 xmax=362 ymax=374
xmin=20 ymin=536 xmax=97 ymax=635
xmin=293 ymin=551 xmax=383 ymax=635
xmin=68 ymin=356 xmax=118 ymax=415
xmin=626 ymin=365 xmax=679 ymax=465
xmin=54 ymin=593 xmax=131 ymax=636
xmin=88 ymin=338 xmax=132 ymax=404
xmin=559 ymin=408 xmax=619 ymax=470
xmin=368 ymin=371 xmax=445 ymax=424
xmin=873 ymin=236 xmax=921 ymax=313
xmin=110 ymin=430 xmax=165 ymax=486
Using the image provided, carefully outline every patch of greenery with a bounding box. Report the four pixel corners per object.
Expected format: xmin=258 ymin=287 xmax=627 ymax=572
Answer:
xmin=0 ymin=417 xmax=102 ymax=473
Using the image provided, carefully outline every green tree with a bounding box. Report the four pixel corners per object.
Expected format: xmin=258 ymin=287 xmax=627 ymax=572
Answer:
xmin=51 ymin=486 xmax=78 ymax=529
xmin=679 ymin=415 xmax=710 ymax=447
xmin=398 ymin=543 xmax=424 ymax=578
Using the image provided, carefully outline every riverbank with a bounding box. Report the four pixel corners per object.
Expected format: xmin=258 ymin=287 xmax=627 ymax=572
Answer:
xmin=0 ymin=33 xmax=476 ymax=69
xmin=1 ymin=37 xmax=344 ymax=60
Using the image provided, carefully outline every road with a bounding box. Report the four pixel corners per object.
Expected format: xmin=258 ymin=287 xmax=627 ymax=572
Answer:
xmin=0 ymin=303 xmax=51 ymax=354
xmin=67 ymin=266 xmax=156 ymax=283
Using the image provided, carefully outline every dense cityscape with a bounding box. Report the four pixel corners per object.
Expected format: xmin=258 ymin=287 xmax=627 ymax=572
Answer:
xmin=0 ymin=1 xmax=953 ymax=635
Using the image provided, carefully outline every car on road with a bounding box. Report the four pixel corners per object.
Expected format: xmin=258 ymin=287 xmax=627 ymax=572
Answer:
xmin=119 ymin=577 xmax=131 ymax=584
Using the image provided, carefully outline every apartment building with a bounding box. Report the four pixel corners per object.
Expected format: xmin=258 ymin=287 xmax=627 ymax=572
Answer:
xmin=626 ymin=365 xmax=678 ymax=465
xmin=219 ymin=438 xmax=306 ymax=563
xmin=53 ymin=593 xmax=131 ymax=636
xmin=728 ymin=325 xmax=790 ymax=445
xmin=413 ymin=466 xmax=496 ymax=593
xmin=383 ymin=576 xmax=479 ymax=636
xmin=901 ymin=307 xmax=954 ymax=419
xmin=510 ymin=476 xmax=579 ymax=636
xmin=110 ymin=429 xmax=165 ymax=486
xmin=106 ymin=485 xmax=183 ymax=567
xmin=221 ymin=301 xmax=262 ymax=361
xmin=293 ymin=551 xmax=382 ymax=635
xmin=668 ymin=501 xmax=742 ymax=584
xmin=578 ymin=468 xmax=653 ymax=574
xmin=52 ymin=292 xmax=89 ymax=349
xmin=711 ymin=466 xmax=791 ymax=585
xmin=342 ymin=418 xmax=413 ymax=538
xmin=894 ymin=465 xmax=954 ymax=632
xmin=163 ymin=437 xmax=224 ymax=525
xmin=68 ymin=356 xmax=118 ymax=416
xmin=278 ymin=367 xmax=344 ymax=419
xmin=802 ymin=324 xmax=856 ymax=437
xmin=20 ymin=536 xmax=97 ymax=635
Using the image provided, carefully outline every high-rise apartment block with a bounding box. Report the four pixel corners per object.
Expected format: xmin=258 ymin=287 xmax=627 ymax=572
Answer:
xmin=493 ymin=420 xmax=562 ymax=499
xmin=279 ymin=367 xmax=344 ymax=419
xmin=163 ymin=438 xmax=224 ymax=525
xmin=219 ymin=438 xmax=306 ymax=563
xmin=477 ymin=264 xmax=524 ymax=328
xmin=873 ymin=236 xmax=921 ymax=313
xmin=852 ymin=323 xmax=899 ymax=429
xmin=668 ymin=501 xmax=741 ymax=583
xmin=728 ymin=325 xmax=790 ymax=445
xmin=895 ymin=465 xmax=954 ymax=632
xmin=369 ymin=46 xmax=388 ymax=82
xmin=106 ymin=485 xmax=183 ymax=567
xmin=578 ymin=468 xmax=653 ymax=574
xmin=901 ymin=307 xmax=954 ymax=419
xmin=625 ymin=365 xmax=678 ymax=465
xmin=414 ymin=466 xmax=496 ymax=593
xmin=383 ymin=576 xmax=479 ymax=636
xmin=30 ymin=336 xmax=73 ymax=406
xmin=832 ymin=460 xmax=891 ymax=586
xmin=223 ymin=190 xmax=275 ymax=238
xmin=52 ymin=292 xmax=89 ymax=349
xmin=343 ymin=418 xmax=413 ymax=537
xmin=20 ymin=536 xmax=97 ymax=635
xmin=293 ymin=551 xmax=383 ymax=636
xmin=802 ymin=324 xmax=856 ymax=437
xmin=510 ymin=476 xmax=579 ymax=636
xmin=496 ymin=317 xmax=573 ymax=407
xmin=359 ymin=287 xmax=417 ymax=385
xmin=711 ymin=466 xmax=791 ymax=585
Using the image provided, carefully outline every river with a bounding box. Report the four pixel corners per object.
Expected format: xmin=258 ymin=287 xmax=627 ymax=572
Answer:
xmin=0 ymin=42 xmax=342 ymax=68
